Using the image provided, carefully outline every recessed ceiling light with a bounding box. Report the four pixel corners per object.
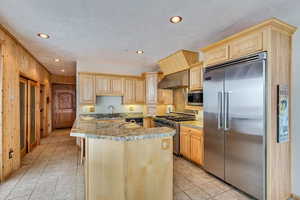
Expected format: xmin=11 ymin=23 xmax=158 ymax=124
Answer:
xmin=136 ymin=50 xmax=144 ymax=54
xmin=37 ymin=33 xmax=50 ymax=39
xmin=170 ymin=16 xmax=183 ymax=24
xmin=54 ymin=58 xmax=60 ymax=62
xmin=61 ymin=69 xmax=65 ymax=72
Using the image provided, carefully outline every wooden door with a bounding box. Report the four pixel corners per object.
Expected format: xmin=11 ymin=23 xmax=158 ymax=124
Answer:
xmin=79 ymin=74 xmax=95 ymax=104
xmin=95 ymin=76 xmax=111 ymax=95
xmin=19 ymin=78 xmax=28 ymax=157
xmin=190 ymin=135 xmax=204 ymax=165
xmin=40 ymin=84 xmax=46 ymax=138
xmin=135 ymin=79 xmax=145 ymax=104
xmin=52 ymin=84 xmax=76 ymax=129
xmin=123 ymin=79 xmax=135 ymax=104
xmin=190 ymin=66 xmax=202 ymax=91
xmin=111 ymin=78 xmax=123 ymax=95
xmin=180 ymin=131 xmax=190 ymax=159
xmin=27 ymin=80 xmax=37 ymax=151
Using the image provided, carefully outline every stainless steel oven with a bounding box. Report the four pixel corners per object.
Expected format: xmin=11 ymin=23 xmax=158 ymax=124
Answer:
xmin=187 ymin=90 xmax=203 ymax=106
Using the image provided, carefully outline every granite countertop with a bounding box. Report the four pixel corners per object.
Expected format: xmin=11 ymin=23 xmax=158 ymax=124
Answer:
xmin=180 ymin=120 xmax=203 ymax=130
xmin=80 ymin=112 xmax=147 ymax=120
xmin=70 ymin=118 xmax=175 ymax=141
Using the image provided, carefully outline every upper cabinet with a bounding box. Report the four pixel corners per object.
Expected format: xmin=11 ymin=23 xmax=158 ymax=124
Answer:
xmin=189 ymin=62 xmax=203 ymax=91
xmin=200 ymin=20 xmax=282 ymax=67
xmin=111 ymin=78 xmax=123 ymax=95
xmin=158 ymin=50 xmax=199 ymax=75
xmin=95 ymin=76 xmax=123 ymax=96
xmin=95 ymin=76 xmax=111 ymax=95
xmin=203 ymin=44 xmax=229 ymax=66
xmin=135 ymin=79 xmax=145 ymax=104
xmin=123 ymin=79 xmax=136 ymax=104
xmin=79 ymin=74 xmax=95 ymax=105
xmin=230 ymin=32 xmax=263 ymax=59
xmin=145 ymin=72 xmax=158 ymax=104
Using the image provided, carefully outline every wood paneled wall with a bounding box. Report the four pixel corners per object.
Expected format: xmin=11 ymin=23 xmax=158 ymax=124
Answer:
xmin=51 ymin=74 xmax=76 ymax=85
xmin=0 ymin=25 xmax=52 ymax=181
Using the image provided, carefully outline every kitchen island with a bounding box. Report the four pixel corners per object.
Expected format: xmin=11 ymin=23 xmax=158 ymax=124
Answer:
xmin=71 ymin=118 xmax=176 ymax=200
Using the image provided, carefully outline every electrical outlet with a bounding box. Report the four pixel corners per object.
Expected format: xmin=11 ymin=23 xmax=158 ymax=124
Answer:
xmin=9 ymin=149 xmax=14 ymax=159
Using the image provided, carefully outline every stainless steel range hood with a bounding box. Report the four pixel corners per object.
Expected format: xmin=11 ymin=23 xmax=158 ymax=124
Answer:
xmin=158 ymin=70 xmax=188 ymax=89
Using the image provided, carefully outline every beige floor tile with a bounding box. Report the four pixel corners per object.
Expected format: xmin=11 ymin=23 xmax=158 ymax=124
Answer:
xmin=184 ymin=187 xmax=210 ymax=200
xmin=174 ymin=192 xmax=192 ymax=200
xmin=1 ymin=128 xmax=256 ymax=200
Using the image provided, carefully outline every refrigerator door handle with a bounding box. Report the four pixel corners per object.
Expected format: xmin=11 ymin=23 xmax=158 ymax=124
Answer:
xmin=217 ymin=92 xmax=223 ymax=130
xmin=224 ymin=92 xmax=229 ymax=131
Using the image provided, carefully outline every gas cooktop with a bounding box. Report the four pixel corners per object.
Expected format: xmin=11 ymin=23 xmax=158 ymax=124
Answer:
xmin=156 ymin=113 xmax=196 ymax=122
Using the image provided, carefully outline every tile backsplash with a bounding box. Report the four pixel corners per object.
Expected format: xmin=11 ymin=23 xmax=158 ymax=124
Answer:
xmin=80 ymin=96 xmax=145 ymax=114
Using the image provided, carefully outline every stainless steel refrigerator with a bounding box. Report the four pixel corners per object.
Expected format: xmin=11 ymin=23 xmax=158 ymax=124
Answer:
xmin=204 ymin=52 xmax=267 ymax=200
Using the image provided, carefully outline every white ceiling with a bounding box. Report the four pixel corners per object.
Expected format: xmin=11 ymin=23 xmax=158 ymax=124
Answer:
xmin=0 ymin=0 xmax=299 ymax=76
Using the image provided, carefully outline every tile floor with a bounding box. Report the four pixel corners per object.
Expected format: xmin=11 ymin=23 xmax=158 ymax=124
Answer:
xmin=0 ymin=129 xmax=254 ymax=200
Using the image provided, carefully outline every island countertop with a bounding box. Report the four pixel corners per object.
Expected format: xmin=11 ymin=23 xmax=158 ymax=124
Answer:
xmin=70 ymin=118 xmax=175 ymax=141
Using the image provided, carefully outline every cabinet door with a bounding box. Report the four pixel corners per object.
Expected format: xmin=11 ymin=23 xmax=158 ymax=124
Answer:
xmin=190 ymin=135 xmax=204 ymax=166
xmin=190 ymin=66 xmax=202 ymax=91
xmin=180 ymin=131 xmax=191 ymax=159
xmin=146 ymin=74 xmax=158 ymax=104
xmin=79 ymin=74 xmax=95 ymax=104
xmin=95 ymin=76 xmax=111 ymax=95
xmin=230 ymin=32 xmax=263 ymax=59
xmin=123 ymin=79 xmax=135 ymax=104
xmin=111 ymin=78 xmax=123 ymax=95
xmin=135 ymin=79 xmax=145 ymax=104
xmin=204 ymin=44 xmax=229 ymax=66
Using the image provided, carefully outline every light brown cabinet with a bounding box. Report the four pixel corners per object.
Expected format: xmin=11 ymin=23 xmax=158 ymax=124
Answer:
xmin=230 ymin=32 xmax=263 ymax=59
xmin=135 ymin=79 xmax=145 ymax=104
xmin=123 ymin=79 xmax=136 ymax=104
xmin=95 ymin=76 xmax=111 ymax=95
xmin=189 ymin=63 xmax=203 ymax=91
xmin=158 ymin=89 xmax=173 ymax=105
xmin=204 ymin=44 xmax=229 ymax=66
xmin=143 ymin=117 xmax=154 ymax=128
xmin=190 ymin=135 xmax=204 ymax=166
xmin=95 ymin=76 xmax=123 ymax=96
xmin=79 ymin=74 xmax=95 ymax=105
xmin=180 ymin=130 xmax=191 ymax=159
xmin=111 ymin=78 xmax=123 ymax=95
xmin=180 ymin=126 xmax=204 ymax=166
xmin=145 ymin=73 xmax=158 ymax=104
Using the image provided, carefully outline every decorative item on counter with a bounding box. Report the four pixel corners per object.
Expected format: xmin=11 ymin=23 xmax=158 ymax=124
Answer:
xmin=277 ymin=84 xmax=289 ymax=143
xmin=129 ymin=105 xmax=135 ymax=112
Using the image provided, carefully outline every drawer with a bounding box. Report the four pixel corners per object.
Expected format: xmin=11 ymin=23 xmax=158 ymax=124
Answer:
xmin=230 ymin=32 xmax=263 ymax=59
xmin=204 ymin=44 xmax=229 ymax=66
xmin=181 ymin=126 xmax=203 ymax=137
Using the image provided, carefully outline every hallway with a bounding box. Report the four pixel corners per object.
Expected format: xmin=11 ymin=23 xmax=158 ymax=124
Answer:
xmin=0 ymin=129 xmax=84 ymax=200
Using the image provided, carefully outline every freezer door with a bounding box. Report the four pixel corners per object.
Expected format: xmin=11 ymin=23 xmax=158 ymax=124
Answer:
xmin=203 ymin=68 xmax=225 ymax=180
xmin=224 ymin=60 xmax=265 ymax=200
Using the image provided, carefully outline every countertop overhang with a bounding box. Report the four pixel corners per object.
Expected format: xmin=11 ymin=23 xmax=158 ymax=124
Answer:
xmin=70 ymin=119 xmax=176 ymax=141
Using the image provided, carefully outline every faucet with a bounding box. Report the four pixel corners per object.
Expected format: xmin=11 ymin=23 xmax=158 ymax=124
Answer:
xmin=107 ymin=105 xmax=115 ymax=115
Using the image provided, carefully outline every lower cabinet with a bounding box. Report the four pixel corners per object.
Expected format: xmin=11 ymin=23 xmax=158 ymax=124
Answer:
xmin=190 ymin=135 xmax=204 ymax=165
xmin=180 ymin=130 xmax=191 ymax=159
xmin=180 ymin=126 xmax=204 ymax=166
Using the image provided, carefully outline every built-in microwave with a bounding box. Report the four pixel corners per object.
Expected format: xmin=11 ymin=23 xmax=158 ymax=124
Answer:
xmin=187 ymin=90 xmax=203 ymax=106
